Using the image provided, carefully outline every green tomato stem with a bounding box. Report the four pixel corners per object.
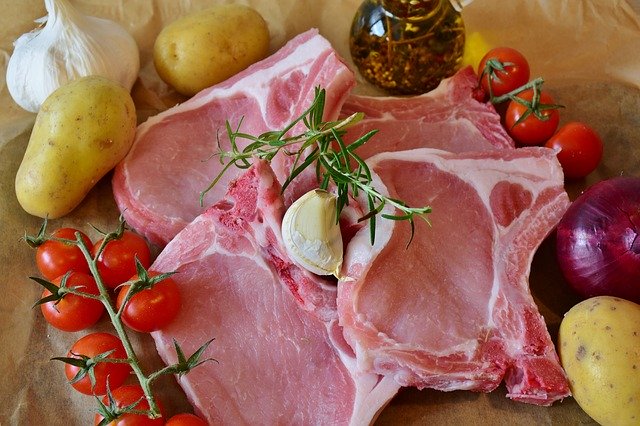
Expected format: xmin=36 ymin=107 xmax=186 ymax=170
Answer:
xmin=74 ymin=232 xmax=162 ymax=419
xmin=147 ymin=365 xmax=175 ymax=383
xmin=63 ymin=287 xmax=103 ymax=301
xmin=490 ymin=77 xmax=544 ymax=104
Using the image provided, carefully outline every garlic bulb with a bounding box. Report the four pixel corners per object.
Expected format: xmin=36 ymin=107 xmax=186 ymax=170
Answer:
xmin=6 ymin=0 xmax=140 ymax=113
xmin=282 ymin=189 xmax=344 ymax=277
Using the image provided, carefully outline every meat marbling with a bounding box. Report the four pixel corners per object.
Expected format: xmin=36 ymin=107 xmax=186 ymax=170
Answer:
xmin=150 ymin=160 xmax=400 ymax=425
xmin=337 ymin=147 xmax=571 ymax=406
xmin=113 ymin=29 xmax=355 ymax=246
xmin=341 ymin=66 xmax=514 ymax=158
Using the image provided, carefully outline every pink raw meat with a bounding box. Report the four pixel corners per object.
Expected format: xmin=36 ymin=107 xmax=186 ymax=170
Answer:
xmin=341 ymin=67 xmax=514 ymax=158
xmin=150 ymin=160 xmax=400 ymax=425
xmin=337 ymin=147 xmax=571 ymax=406
xmin=113 ymin=29 xmax=355 ymax=246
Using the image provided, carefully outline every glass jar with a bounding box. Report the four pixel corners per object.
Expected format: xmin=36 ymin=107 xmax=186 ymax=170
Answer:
xmin=349 ymin=0 xmax=466 ymax=95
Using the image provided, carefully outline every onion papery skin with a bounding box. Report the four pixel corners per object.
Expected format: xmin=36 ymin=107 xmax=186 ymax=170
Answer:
xmin=556 ymin=176 xmax=640 ymax=304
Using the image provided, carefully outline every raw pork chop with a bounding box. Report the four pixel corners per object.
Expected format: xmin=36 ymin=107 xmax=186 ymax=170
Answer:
xmin=337 ymin=147 xmax=571 ymax=406
xmin=150 ymin=160 xmax=400 ymax=425
xmin=341 ymin=67 xmax=514 ymax=158
xmin=113 ymin=29 xmax=355 ymax=246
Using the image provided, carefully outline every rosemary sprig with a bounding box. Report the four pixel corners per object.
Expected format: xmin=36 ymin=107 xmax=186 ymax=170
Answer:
xmin=201 ymin=87 xmax=431 ymax=245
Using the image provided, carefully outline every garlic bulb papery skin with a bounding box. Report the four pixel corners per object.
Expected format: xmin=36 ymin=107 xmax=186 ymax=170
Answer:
xmin=282 ymin=189 xmax=344 ymax=277
xmin=6 ymin=0 xmax=140 ymax=113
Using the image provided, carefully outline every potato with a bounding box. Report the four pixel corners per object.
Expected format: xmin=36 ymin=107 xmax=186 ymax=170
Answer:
xmin=15 ymin=76 xmax=137 ymax=219
xmin=153 ymin=4 xmax=270 ymax=96
xmin=558 ymin=296 xmax=640 ymax=425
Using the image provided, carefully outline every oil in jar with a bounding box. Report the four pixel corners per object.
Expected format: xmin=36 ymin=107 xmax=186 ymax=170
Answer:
xmin=350 ymin=0 xmax=466 ymax=95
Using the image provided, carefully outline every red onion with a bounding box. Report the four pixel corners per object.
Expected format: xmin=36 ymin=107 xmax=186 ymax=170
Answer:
xmin=556 ymin=176 xmax=640 ymax=303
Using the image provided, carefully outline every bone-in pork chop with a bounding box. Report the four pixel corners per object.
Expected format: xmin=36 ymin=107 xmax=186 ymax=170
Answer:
xmin=340 ymin=67 xmax=514 ymax=158
xmin=337 ymin=147 xmax=571 ymax=406
xmin=113 ymin=29 xmax=355 ymax=246
xmin=150 ymin=161 xmax=400 ymax=425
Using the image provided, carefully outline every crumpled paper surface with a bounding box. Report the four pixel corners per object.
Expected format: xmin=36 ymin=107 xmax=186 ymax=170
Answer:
xmin=1 ymin=0 xmax=639 ymax=424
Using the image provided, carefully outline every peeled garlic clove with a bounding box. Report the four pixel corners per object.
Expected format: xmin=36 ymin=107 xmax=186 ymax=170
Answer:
xmin=6 ymin=0 xmax=140 ymax=112
xmin=282 ymin=189 xmax=344 ymax=277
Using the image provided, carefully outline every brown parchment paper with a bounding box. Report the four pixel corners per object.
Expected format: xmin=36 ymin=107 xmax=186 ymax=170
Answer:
xmin=1 ymin=0 xmax=640 ymax=424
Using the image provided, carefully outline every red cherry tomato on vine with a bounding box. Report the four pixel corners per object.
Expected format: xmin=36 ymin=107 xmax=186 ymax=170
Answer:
xmin=545 ymin=122 xmax=603 ymax=179
xmin=64 ymin=332 xmax=132 ymax=395
xmin=116 ymin=272 xmax=181 ymax=333
xmin=40 ymin=271 xmax=104 ymax=331
xmin=94 ymin=384 xmax=165 ymax=426
xmin=36 ymin=228 xmax=92 ymax=280
xmin=478 ymin=47 xmax=530 ymax=98
xmin=505 ymin=89 xmax=560 ymax=146
xmin=166 ymin=413 xmax=208 ymax=426
xmin=93 ymin=231 xmax=152 ymax=289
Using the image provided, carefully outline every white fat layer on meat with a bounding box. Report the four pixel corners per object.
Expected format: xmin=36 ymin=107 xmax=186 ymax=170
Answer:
xmin=160 ymin=36 xmax=331 ymax=131
xmin=124 ymin=32 xmax=332 ymax=187
xmin=340 ymin=161 xmax=396 ymax=276
xmin=324 ymin=320 xmax=401 ymax=426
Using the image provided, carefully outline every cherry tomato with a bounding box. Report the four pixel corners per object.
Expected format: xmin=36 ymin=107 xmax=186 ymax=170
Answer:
xmin=545 ymin=122 xmax=604 ymax=179
xmin=40 ymin=271 xmax=104 ymax=332
xmin=116 ymin=272 xmax=181 ymax=333
xmin=36 ymin=228 xmax=92 ymax=280
xmin=64 ymin=333 xmax=132 ymax=395
xmin=165 ymin=413 xmax=208 ymax=426
xmin=505 ymin=89 xmax=560 ymax=146
xmin=94 ymin=384 xmax=165 ymax=426
xmin=93 ymin=231 xmax=152 ymax=289
xmin=478 ymin=47 xmax=530 ymax=98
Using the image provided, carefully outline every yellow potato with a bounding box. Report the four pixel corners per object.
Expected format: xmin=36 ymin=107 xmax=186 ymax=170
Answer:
xmin=558 ymin=296 xmax=640 ymax=426
xmin=15 ymin=76 xmax=137 ymax=219
xmin=153 ymin=4 xmax=270 ymax=96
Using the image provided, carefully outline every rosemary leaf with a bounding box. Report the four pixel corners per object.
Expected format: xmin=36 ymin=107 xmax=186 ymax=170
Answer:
xmin=202 ymin=87 xmax=431 ymax=246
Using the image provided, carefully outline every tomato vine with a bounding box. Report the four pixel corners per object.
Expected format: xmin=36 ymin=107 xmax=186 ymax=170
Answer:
xmin=26 ymin=217 xmax=215 ymax=423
